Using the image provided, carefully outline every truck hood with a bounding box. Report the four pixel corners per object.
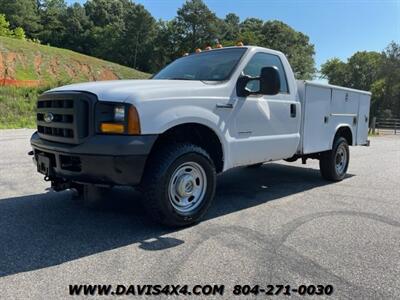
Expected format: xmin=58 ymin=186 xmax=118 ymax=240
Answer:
xmin=48 ymin=79 xmax=226 ymax=103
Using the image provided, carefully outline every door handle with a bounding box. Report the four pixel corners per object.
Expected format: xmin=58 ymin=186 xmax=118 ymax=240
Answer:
xmin=216 ymin=103 xmax=233 ymax=109
xmin=290 ymin=104 xmax=296 ymax=117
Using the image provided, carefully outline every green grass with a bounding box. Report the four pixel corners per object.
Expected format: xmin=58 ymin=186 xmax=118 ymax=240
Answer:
xmin=0 ymin=36 xmax=151 ymax=129
xmin=0 ymin=86 xmax=47 ymax=128
xmin=0 ymin=36 xmax=149 ymax=85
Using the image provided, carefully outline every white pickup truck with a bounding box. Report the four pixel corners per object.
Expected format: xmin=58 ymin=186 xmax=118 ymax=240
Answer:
xmin=30 ymin=46 xmax=371 ymax=226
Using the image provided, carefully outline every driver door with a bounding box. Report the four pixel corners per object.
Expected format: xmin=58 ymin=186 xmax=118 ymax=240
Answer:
xmin=229 ymin=52 xmax=301 ymax=166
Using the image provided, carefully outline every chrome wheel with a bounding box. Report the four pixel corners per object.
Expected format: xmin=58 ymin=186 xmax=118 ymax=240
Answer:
xmin=168 ymin=162 xmax=207 ymax=214
xmin=335 ymin=144 xmax=348 ymax=175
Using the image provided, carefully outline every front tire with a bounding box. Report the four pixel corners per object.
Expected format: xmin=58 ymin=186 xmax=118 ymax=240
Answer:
xmin=141 ymin=143 xmax=216 ymax=227
xmin=319 ymin=136 xmax=349 ymax=181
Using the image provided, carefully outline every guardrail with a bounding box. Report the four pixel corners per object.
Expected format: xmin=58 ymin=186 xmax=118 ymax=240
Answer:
xmin=370 ymin=117 xmax=400 ymax=134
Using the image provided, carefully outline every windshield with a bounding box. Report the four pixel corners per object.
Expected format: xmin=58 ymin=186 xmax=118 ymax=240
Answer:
xmin=153 ymin=48 xmax=247 ymax=81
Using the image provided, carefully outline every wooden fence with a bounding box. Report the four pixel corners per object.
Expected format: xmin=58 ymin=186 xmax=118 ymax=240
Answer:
xmin=370 ymin=117 xmax=400 ymax=135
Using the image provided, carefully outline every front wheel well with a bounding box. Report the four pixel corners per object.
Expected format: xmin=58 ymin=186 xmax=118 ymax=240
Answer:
xmin=149 ymin=123 xmax=224 ymax=173
xmin=335 ymin=126 xmax=353 ymax=146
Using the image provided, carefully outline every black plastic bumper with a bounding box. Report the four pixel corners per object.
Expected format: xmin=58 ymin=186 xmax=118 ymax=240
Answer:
xmin=30 ymin=132 xmax=158 ymax=186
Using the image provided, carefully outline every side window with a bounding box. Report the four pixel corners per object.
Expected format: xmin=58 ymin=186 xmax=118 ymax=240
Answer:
xmin=243 ymin=52 xmax=289 ymax=94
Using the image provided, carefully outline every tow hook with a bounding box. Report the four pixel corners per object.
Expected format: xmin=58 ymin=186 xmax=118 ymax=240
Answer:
xmin=28 ymin=150 xmax=34 ymax=156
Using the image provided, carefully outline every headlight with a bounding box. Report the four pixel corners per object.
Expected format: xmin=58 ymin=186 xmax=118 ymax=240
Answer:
xmin=98 ymin=103 xmax=141 ymax=135
xmin=113 ymin=105 xmax=125 ymax=122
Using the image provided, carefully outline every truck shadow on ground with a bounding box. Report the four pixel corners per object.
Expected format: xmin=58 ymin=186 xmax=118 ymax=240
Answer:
xmin=0 ymin=163 xmax=346 ymax=277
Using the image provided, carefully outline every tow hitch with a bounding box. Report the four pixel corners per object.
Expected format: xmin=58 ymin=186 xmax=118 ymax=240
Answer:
xmin=50 ymin=178 xmax=72 ymax=192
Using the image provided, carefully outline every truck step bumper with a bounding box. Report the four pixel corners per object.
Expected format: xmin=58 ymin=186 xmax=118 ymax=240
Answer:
xmin=32 ymin=151 xmax=147 ymax=186
xmin=30 ymin=132 xmax=158 ymax=186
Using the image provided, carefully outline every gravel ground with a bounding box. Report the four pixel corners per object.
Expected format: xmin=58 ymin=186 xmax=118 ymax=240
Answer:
xmin=0 ymin=129 xmax=399 ymax=299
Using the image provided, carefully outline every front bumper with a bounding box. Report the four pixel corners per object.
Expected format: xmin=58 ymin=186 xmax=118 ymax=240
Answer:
xmin=30 ymin=132 xmax=158 ymax=186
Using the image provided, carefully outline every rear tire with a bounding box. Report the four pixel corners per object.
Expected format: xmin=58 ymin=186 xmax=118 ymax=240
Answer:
xmin=141 ymin=143 xmax=216 ymax=227
xmin=319 ymin=136 xmax=349 ymax=181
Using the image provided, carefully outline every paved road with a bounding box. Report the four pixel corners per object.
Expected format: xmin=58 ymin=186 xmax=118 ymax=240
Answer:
xmin=0 ymin=129 xmax=399 ymax=299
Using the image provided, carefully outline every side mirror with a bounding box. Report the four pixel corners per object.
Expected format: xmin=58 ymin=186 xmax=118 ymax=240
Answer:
xmin=236 ymin=66 xmax=281 ymax=97
xmin=236 ymin=75 xmax=252 ymax=97
xmin=259 ymin=66 xmax=280 ymax=95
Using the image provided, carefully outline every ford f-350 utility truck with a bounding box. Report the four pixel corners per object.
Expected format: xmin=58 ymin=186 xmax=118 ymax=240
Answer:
xmin=30 ymin=46 xmax=371 ymax=226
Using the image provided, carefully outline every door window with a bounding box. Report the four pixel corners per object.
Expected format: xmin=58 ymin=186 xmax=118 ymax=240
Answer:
xmin=243 ymin=52 xmax=289 ymax=94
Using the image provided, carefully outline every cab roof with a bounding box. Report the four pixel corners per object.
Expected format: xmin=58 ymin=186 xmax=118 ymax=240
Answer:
xmin=194 ymin=45 xmax=286 ymax=57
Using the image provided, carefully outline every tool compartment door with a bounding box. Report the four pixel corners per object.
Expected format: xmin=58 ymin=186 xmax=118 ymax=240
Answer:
xmin=356 ymin=94 xmax=371 ymax=145
xmin=301 ymin=84 xmax=332 ymax=154
xmin=331 ymin=89 xmax=359 ymax=144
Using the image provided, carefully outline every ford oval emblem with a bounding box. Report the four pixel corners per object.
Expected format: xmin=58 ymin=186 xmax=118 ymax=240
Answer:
xmin=44 ymin=112 xmax=54 ymax=123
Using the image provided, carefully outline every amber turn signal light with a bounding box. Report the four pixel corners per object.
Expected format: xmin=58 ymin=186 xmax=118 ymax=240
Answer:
xmin=127 ymin=106 xmax=141 ymax=135
xmin=100 ymin=122 xmax=124 ymax=134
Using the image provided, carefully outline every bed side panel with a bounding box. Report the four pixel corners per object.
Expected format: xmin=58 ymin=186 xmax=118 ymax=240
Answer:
xmin=302 ymin=84 xmax=332 ymax=154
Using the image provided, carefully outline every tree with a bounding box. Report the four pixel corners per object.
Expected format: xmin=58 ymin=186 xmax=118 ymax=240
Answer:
xmin=321 ymin=42 xmax=400 ymax=118
xmin=115 ymin=3 xmax=157 ymax=71
xmin=59 ymin=3 xmax=93 ymax=54
xmin=260 ymin=20 xmax=315 ymax=79
xmin=90 ymin=22 xmax=124 ymax=63
xmin=38 ymin=0 xmax=67 ymax=46
xmin=347 ymin=51 xmax=382 ymax=91
xmin=0 ymin=14 xmax=26 ymax=39
xmin=13 ymin=27 xmax=26 ymax=40
xmin=219 ymin=13 xmax=240 ymax=42
xmin=175 ymin=0 xmax=219 ymax=51
xmin=321 ymin=52 xmax=383 ymax=116
xmin=321 ymin=52 xmax=382 ymax=90
xmin=82 ymin=0 xmax=126 ymax=58
xmin=378 ymin=42 xmax=400 ymax=117
xmin=151 ymin=20 xmax=182 ymax=72
xmin=0 ymin=0 xmax=318 ymax=81
xmin=0 ymin=0 xmax=42 ymax=37
xmin=84 ymin=0 xmax=128 ymax=27
xmin=86 ymin=1 xmax=156 ymax=72
xmin=0 ymin=14 xmax=13 ymax=37
xmin=320 ymin=58 xmax=349 ymax=86
xmin=240 ymin=18 xmax=263 ymax=34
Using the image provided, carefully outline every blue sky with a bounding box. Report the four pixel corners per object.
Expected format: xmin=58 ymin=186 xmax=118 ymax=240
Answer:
xmin=67 ymin=0 xmax=400 ymax=69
